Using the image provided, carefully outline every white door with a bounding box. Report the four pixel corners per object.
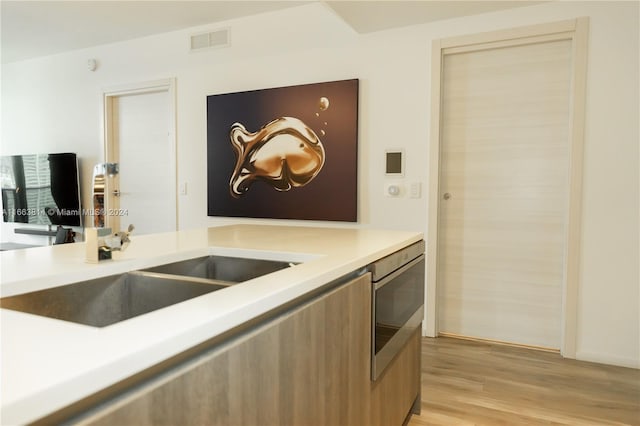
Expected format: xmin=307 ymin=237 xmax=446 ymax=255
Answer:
xmin=105 ymin=82 xmax=176 ymax=235
xmin=437 ymin=39 xmax=573 ymax=349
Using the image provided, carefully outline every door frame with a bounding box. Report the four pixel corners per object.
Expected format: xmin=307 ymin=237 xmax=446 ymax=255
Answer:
xmin=425 ymin=18 xmax=589 ymax=358
xmin=100 ymin=78 xmax=177 ymax=232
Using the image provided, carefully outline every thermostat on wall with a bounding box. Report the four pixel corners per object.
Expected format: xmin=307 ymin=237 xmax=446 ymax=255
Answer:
xmin=385 ymin=150 xmax=404 ymax=176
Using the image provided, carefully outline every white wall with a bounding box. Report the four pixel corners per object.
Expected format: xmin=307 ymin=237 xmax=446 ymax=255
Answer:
xmin=1 ymin=1 xmax=638 ymax=368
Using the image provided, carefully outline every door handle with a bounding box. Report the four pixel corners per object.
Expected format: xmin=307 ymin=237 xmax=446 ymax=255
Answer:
xmin=443 ymin=192 xmax=451 ymax=200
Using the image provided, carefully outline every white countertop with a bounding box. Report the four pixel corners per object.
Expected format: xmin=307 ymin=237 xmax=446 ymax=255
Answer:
xmin=0 ymin=224 xmax=422 ymax=425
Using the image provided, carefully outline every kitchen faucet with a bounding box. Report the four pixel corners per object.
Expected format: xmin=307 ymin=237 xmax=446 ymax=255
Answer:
xmin=85 ymin=224 xmax=134 ymax=263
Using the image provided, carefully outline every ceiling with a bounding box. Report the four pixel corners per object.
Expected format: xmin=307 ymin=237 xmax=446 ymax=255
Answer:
xmin=1 ymin=1 xmax=544 ymax=64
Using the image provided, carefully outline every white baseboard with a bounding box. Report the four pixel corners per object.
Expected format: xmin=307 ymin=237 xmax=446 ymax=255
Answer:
xmin=422 ymin=323 xmax=436 ymax=338
xmin=575 ymin=350 xmax=640 ymax=369
xmin=421 ymin=328 xmax=640 ymax=369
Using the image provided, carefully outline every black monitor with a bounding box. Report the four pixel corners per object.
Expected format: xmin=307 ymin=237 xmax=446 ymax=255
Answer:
xmin=1 ymin=152 xmax=82 ymax=227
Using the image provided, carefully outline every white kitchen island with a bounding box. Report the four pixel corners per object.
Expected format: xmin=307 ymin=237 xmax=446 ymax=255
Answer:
xmin=1 ymin=224 xmax=423 ymax=425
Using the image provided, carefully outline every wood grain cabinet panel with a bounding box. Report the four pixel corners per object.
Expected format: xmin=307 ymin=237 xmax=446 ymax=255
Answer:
xmin=79 ymin=273 xmax=376 ymax=426
xmin=370 ymin=328 xmax=421 ymax=426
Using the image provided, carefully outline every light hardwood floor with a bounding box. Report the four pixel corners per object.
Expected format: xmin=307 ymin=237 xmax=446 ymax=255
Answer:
xmin=408 ymin=337 xmax=640 ymax=425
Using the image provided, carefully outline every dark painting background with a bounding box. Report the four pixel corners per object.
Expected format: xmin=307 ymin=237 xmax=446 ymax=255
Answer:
xmin=207 ymin=79 xmax=358 ymax=221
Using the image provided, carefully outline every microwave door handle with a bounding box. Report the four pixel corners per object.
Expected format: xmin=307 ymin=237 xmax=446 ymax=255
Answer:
xmin=373 ymin=254 xmax=425 ymax=291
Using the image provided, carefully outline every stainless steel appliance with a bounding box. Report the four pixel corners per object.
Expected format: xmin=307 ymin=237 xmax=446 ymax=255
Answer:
xmin=370 ymin=240 xmax=425 ymax=380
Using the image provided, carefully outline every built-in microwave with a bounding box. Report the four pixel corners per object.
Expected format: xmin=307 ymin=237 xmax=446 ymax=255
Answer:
xmin=369 ymin=241 xmax=425 ymax=381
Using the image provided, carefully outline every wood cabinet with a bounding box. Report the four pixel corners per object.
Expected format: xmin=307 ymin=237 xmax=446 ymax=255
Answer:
xmin=63 ymin=272 xmax=420 ymax=426
xmin=370 ymin=327 xmax=421 ymax=426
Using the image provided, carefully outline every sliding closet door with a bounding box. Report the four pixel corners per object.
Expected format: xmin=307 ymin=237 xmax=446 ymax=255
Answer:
xmin=437 ymin=39 xmax=572 ymax=349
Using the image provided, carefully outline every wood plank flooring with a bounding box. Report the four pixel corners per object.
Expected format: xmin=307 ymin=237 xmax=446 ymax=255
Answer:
xmin=407 ymin=337 xmax=640 ymax=425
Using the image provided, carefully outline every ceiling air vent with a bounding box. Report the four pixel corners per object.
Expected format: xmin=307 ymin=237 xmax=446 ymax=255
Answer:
xmin=190 ymin=28 xmax=230 ymax=52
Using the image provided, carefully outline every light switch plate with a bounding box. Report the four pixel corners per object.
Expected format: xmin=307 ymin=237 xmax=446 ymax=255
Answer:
xmin=409 ymin=182 xmax=421 ymax=198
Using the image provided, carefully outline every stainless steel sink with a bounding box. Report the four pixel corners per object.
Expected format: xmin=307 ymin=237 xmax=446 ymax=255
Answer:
xmin=0 ymin=272 xmax=225 ymax=327
xmin=142 ymin=255 xmax=296 ymax=284
xmin=0 ymin=255 xmax=299 ymax=327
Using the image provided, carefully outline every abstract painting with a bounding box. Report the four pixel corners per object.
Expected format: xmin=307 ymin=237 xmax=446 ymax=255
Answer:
xmin=207 ymin=79 xmax=358 ymax=221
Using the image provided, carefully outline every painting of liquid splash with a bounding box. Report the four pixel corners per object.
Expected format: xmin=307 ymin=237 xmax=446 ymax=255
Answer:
xmin=229 ymin=116 xmax=325 ymax=198
xmin=207 ymin=79 xmax=358 ymax=222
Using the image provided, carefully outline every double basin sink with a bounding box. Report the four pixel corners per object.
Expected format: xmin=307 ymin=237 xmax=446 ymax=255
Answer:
xmin=0 ymin=256 xmax=296 ymax=327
